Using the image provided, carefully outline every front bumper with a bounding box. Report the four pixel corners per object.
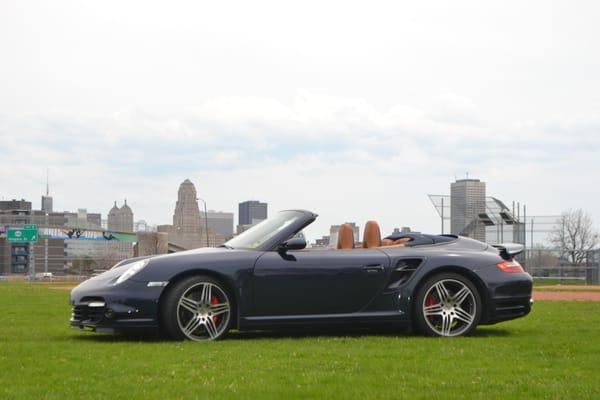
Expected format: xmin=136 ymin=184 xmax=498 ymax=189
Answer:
xmin=69 ymin=277 xmax=165 ymax=332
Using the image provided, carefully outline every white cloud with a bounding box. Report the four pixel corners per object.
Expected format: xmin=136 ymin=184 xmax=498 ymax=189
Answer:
xmin=1 ymin=90 xmax=599 ymax=240
xmin=1 ymin=0 xmax=600 ymax=239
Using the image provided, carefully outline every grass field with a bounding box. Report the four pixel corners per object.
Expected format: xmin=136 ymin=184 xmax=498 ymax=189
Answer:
xmin=1 ymin=282 xmax=600 ymax=399
xmin=532 ymin=278 xmax=587 ymax=286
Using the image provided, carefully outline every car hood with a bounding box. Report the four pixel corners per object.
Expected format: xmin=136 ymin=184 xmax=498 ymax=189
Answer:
xmin=130 ymin=246 xmax=262 ymax=283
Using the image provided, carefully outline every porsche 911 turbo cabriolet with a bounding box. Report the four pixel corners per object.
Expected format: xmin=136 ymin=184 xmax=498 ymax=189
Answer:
xmin=70 ymin=209 xmax=533 ymax=340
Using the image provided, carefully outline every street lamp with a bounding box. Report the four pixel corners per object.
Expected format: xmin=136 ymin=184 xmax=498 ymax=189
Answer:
xmin=197 ymin=198 xmax=210 ymax=247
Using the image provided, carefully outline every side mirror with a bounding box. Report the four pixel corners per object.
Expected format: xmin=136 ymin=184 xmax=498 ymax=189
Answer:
xmin=278 ymin=237 xmax=307 ymax=253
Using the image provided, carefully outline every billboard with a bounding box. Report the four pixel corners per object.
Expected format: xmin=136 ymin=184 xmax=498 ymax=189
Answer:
xmin=40 ymin=227 xmax=137 ymax=243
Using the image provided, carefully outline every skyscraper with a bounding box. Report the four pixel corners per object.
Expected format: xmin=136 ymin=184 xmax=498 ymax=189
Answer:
xmin=238 ymin=200 xmax=267 ymax=226
xmin=206 ymin=210 xmax=234 ymax=240
xmin=167 ymin=179 xmax=204 ymax=250
xmin=41 ymin=170 xmax=53 ymax=213
xmin=450 ymin=178 xmax=486 ymax=242
xmin=107 ymin=200 xmax=134 ymax=232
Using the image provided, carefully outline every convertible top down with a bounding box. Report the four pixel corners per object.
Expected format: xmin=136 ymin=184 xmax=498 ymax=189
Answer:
xmin=70 ymin=210 xmax=533 ymax=339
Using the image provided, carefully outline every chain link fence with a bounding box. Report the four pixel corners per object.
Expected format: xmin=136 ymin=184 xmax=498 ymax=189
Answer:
xmin=524 ymin=249 xmax=600 ymax=285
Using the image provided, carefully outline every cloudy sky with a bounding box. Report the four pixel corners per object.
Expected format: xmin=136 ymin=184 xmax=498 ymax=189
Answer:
xmin=1 ymin=0 xmax=599 ymax=240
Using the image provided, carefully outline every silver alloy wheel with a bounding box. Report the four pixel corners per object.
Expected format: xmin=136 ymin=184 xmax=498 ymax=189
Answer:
xmin=176 ymin=282 xmax=231 ymax=341
xmin=422 ymin=278 xmax=476 ymax=337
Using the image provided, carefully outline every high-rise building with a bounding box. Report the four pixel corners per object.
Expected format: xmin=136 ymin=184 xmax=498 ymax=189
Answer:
xmin=107 ymin=200 xmax=134 ymax=232
xmin=165 ymin=179 xmax=204 ymax=250
xmin=206 ymin=210 xmax=234 ymax=240
xmin=41 ymin=170 xmax=53 ymax=213
xmin=238 ymin=200 xmax=267 ymax=226
xmin=0 ymin=199 xmax=32 ymax=212
xmin=41 ymin=196 xmax=53 ymax=213
xmin=450 ymin=178 xmax=486 ymax=242
xmin=0 ymin=199 xmax=32 ymax=226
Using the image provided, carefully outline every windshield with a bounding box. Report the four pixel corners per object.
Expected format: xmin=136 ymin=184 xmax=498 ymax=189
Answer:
xmin=225 ymin=210 xmax=306 ymax=250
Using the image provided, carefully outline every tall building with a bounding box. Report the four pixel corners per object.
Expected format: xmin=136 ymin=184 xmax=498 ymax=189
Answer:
xmin=0 ymin=199 xmax=32 ymax=226
xmin=450 ymin=178 xmax=486 ymax=242
xmin=41 ymin=196 xmax=53 ymax=213
xmin=238 ymin=200 xmax=267 ymax=226
xmin=41 ymin=170 xmax=53 ymax=213
xmin=0 ymin=199 xmax=32 ymax=212
xmin=206 ymin=210 xmax=234 ymax=240
xmin=107 ymin=200 xmax=134 ymax=232
xmin=165 ymin=179 xmax=204 ymax=250
xmin=65 ymin=209 xmax=102 ymax=229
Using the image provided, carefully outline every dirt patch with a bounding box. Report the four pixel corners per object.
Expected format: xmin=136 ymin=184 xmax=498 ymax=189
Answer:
xmin=533 ymin=290 xmax=600 ymax=301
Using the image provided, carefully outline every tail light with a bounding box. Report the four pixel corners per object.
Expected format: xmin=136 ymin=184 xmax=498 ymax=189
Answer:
xmin=496 ymin=259 xmax=524 ymax=273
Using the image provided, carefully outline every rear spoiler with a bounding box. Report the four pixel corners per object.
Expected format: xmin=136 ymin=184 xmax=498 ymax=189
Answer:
xmin=491 ymin=243 xmax=524 ymax=260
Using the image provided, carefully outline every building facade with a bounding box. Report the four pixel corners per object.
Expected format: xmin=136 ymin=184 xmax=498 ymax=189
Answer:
xmin=161 ymin=179 xmax=205 ymax=250
xmin=238 ymin=200 xmax=267 ymax=226
xmin=65 ymin=209 xmax=102 ymax=230
xmin=450 ymin=178 xmax=486 ymax=242
xmin=206 ymin=210 xmax=234 ymax=240
xmin=0 ymin=237 xmax=65 ymax=275
xmin=0 ymin=199 xmax=32 ymax=212
xmin=107 ymin=201 xmax=134 ymax=232
xmin=41 ymin=195 xmax=53 ymax=213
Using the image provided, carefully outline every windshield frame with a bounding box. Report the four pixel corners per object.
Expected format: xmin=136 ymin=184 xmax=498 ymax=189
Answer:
xmin=224 ymin=210 xmax=317 ymax=251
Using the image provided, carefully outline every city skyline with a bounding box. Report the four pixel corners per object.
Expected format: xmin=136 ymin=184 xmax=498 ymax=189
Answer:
xmin=0 ymin=170 xmax=597 ymax=243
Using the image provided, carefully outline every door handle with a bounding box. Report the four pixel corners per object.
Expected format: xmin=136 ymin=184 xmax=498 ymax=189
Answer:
xmin=362 ymin=264 xmax=384 ymax=273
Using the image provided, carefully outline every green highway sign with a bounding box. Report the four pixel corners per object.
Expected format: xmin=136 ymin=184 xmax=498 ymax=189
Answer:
xmin=7 ymin=227 xmax=39 ymax=243
xmin=24 ymin=224 xmax=37 ymax=230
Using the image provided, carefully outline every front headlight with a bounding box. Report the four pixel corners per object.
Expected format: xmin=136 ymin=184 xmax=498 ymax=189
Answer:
xmin=114 ymin=259 xmax=150 ymax=285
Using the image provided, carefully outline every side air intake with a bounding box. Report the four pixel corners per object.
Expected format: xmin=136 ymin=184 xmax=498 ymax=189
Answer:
xmin=386 ymin=259 xmax=423 ymax=289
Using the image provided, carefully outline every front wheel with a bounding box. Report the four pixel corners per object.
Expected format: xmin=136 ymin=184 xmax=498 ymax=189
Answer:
xmin=160 ymin=276 xmax=232 ymax=341
xmin=414 ymin=272 xmax=481 ymax=337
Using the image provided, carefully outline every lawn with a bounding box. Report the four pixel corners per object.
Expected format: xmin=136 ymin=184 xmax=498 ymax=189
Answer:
xmin=1 ymin=282 xmax=599 ymax=399
xmin=532 ymin=278 xmax=587 ymax=286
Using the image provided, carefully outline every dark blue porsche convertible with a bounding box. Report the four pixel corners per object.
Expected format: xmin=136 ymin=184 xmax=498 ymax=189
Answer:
xmin=70 ymin=210 xmax=533 ymax=340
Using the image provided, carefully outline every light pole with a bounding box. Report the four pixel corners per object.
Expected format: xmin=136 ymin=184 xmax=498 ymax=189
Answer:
xmin=197 ymin=198 xmax=210 ymax=247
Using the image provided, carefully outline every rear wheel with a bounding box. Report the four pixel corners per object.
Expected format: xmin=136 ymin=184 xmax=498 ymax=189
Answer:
xmin=160 ymin=275 xmax=232 ymax=341
xmin=414 ymin=272 xmax=481 ymax=337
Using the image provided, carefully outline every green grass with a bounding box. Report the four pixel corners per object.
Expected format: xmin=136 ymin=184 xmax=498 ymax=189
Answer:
xmin=533 ymin=278 xmax=587 ymax=286
xmin=1 ymin=282 xmax=600 ymax=399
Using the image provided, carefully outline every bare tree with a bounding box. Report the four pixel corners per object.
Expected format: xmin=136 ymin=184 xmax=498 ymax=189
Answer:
xmin=549 ymin=209 xmax=599 ymax=265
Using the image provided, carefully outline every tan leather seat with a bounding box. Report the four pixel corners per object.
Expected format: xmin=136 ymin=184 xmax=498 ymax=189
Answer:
xmin=336 ymin=224 xmax=355 ymax=249
xmin=362 ymin=220 xmax=382 ymax=248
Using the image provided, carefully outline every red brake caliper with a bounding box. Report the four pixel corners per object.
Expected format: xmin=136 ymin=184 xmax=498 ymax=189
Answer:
xmin=425 ymin=295 xmax=436 ymax=322
xmin=211 ymin=295 xmax=221 ymax=325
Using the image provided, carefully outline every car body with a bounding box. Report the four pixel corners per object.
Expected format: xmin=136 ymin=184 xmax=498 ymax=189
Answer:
xmin=70 ymin=210 xmax=533 ymax=339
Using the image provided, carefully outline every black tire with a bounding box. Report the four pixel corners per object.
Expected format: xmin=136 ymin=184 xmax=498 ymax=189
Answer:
xmin=414 ymin=272 xmax=482 ymax=337
xmin=160 ymin=275 xmax=232 ymax=341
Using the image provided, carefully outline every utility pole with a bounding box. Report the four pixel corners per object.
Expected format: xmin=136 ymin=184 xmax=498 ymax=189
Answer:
xmin=29 ymin=242 xmax=35 ymax=281
xmin=197 ymin=198 xmax=210 ymax=247
xmin=44 ymin=238 xmax=48 ymax=274
xmin=441 ymin=197 xmax=444 ymax=234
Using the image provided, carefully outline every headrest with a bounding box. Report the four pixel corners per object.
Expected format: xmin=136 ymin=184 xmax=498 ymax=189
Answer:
xmin=362 ymin=220 xmax=382 ymax=248
xmin=336 ymin=224 xmax=355 ymax=249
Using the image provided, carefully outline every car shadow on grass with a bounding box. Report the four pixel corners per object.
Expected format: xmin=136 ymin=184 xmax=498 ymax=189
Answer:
xmin=66 ymin=325 xmax=512 ymax=342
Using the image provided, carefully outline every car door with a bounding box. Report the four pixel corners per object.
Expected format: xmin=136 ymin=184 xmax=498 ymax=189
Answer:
xmin=252 ymin=248 xmax=390 ymax=316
